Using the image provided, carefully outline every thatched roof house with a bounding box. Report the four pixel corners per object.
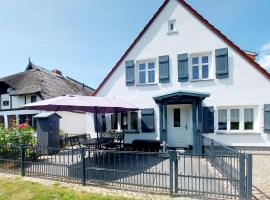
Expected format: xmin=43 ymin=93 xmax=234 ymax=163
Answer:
xmin=0 ymin=61 xmax=95 ymax=99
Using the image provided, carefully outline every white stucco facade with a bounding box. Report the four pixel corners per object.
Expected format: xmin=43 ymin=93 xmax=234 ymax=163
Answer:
xmin=95 ymin=0 xmax=270 ymax=147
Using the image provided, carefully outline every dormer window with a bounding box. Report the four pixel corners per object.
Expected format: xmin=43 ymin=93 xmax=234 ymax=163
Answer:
xmin=3 ymin=101 xmax=9 ymax=107
xmin=168 ymin=20 xmax=176 ymax=33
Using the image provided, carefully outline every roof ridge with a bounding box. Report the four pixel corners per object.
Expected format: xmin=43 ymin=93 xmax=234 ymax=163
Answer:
xmin=66 ymin=76 xmax=95 ymax=91
xmin=93 ymin=0 xmax=270 ymax=96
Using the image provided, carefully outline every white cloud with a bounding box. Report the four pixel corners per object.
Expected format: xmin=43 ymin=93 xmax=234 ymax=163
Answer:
xmin=258 ymin=42 xmax=270 ymax=71
xmin=258 ymin=55 xmax=270 ymax=71
xmin=261 ymin=42 xmax=270 ymax=52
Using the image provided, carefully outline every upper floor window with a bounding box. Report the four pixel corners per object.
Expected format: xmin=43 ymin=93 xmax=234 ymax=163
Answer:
xmin=31 ymin=95 xmax=37 ymax=103
xmin=137 ymin=61 xmax=156 ymax=85
xmin=2 ymin=101 xmax=9 ymax=107
xmin=191 ymin=54 xmax=211 ymax=80
xmin=168 ymin=20 xmax=176 ymax=33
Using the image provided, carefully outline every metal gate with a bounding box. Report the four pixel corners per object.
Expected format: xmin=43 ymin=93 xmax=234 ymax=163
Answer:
xmin=169 ymin=139 xmax=253 ymax=199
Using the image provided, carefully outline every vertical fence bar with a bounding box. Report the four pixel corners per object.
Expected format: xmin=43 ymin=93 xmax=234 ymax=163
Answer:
xmin=174 ymin=156 xmax=178 ymax=193
xmin=246 ymin=154 xmax=252 ymax=200
xmin=20 ymin=145 xmax=25 ymax=177
xmin=80 ymin=147 xmax=86 ymax=186
xmin=169 ymin=150 xmax=176 ymax=197
xmin=239 ymin=153 xmax=246 ymax=200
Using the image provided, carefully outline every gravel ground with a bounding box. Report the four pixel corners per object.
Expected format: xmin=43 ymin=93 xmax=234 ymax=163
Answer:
xmin=251 ymin=153 xmax=270 ymax=200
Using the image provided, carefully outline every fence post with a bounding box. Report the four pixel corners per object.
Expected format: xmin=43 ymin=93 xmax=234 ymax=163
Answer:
xmin=246 ymin=154 xmax=253 ymax=200
xmin=80 ymin=147 xmax=86 ymax=186
xmin=169 ymin=150 xmax=177 ymax=196
xmin=210 ymin=139 xmax=214 ymax=163
xmin=239 ymin=153 xmax=246 ymax=200
xmin=20 ymin=145 xmax=25 ymax=177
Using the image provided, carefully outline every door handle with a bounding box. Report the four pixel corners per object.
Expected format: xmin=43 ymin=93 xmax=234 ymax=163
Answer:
xmin=185 ymin=124 xmax=188 ymax=130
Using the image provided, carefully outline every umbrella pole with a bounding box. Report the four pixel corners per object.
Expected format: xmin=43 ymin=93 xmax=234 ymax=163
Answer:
xmin=94 ymin=109 xmax=98 ymax=139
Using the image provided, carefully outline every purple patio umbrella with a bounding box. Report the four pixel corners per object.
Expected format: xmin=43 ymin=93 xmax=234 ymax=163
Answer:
xmin=22 ymin=95 xmax=139 ymax=113
xmin=22 ymin=95 xmax=140 ymax=138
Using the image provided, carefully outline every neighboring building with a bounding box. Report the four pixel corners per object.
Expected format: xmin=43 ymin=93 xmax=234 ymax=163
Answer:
xmin=0 ymin=60 xmax=95 ymax=134
xmin=93 ymin=0 xmax=270 ymax=152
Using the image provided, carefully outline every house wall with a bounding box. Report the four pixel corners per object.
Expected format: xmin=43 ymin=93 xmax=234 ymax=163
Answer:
xmin=95 ymin=0 xmax=270 ymax=146
xmin=57 ymin=111 xmax=88 ymax=135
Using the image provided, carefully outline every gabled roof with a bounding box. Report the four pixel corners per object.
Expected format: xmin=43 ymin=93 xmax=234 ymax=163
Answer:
xmin=94 ymin=0 xmax=270 ymax=96
xmin=0 ymin=63 xmax=95 ymax=99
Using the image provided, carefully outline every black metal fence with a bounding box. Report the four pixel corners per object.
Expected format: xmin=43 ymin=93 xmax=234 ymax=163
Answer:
xmin=0 ymin=142 xmax=252 ymax=199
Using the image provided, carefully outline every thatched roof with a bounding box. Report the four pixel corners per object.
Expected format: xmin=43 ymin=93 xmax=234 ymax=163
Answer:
xmin=0 ymin=62 xmax=95 ymax=99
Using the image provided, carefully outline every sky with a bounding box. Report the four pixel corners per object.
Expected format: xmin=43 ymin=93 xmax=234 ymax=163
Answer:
xmin=0 ymin=0 xmax=270 ymax=89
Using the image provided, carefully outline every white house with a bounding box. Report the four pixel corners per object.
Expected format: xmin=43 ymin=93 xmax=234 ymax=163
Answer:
xmin=0 ymin=60 xmax=95 ymax=134
xmin=93 ymin=0 xmax=270 ymax=152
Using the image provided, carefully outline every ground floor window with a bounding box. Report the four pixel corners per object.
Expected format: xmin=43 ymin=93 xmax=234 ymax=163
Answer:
xmin=19 ymin=114 xmax=35 ymax=127
xmin=0 ymin=116 xmax=4 ymax=126
xmin=119 ymin=112 xmax=139 ymax=132
xmin=230 ymin=109 xmax=239 ymax=130
xmin=217 ymin=107 xmax=255 ymax=132
xmin=244 ymin=109 xmax=254 ymax=130
xmin=111 ymin=113 xmax=118 ymax=130
xmin=7 ymin=115 xmax=16 ymax=128
xmin=121 ymin=113 xmax=128 ymax=130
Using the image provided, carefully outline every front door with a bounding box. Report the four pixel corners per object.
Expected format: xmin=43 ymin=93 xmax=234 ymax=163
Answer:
xmin=167 ymin=104 xmax=191 ymax=147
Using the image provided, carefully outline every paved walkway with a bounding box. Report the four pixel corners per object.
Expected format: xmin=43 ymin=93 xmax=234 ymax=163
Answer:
xmin=251 ymin=153 xmax=270 ymax=200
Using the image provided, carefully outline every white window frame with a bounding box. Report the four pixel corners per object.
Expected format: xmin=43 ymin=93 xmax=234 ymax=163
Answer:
xmin=190 ymin=52 xmax=213 ymax=81
xmin=216 ymin=106 xmax=258 ymax=133
xmin=136 ymin=59 xmax=157 ymax=85
xmin=168 ymin=19 xmax=177 ymax=34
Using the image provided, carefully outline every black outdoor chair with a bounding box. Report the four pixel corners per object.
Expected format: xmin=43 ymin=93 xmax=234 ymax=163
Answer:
xmin=105 ymin=133 xmax=125 ymax=150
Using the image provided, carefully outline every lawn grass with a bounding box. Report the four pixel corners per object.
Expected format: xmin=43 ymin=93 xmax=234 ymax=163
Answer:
xmin=0 ymin=176 xmax=132 ymax=200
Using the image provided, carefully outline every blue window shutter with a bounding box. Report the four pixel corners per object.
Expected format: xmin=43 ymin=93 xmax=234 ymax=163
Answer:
xmin=215 ymin=48 xmax=229 ymax=79
xmin=159 ymin=55 xmax=170 ymax=83
xmin=203 ymin=106 xmax=214 ymax=133
xmin=264 ymin=104 xmax=270 ymax=133
xmin=125 ymin=60 xmax=135 ymax=86
xmin=141 ymin=109 xmax=155 ymax=133
xmin=178 ymin=53 xmax=189 ymax=82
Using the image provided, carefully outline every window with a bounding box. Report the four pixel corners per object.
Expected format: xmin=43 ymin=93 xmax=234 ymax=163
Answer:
xmin=174 ymin=108 xmax=181 ymax=127
xmin=168 ymin=20 xmax=176 ymax=33
xmin=31 ymin=95 xmax=37 ymax=103
xmin=218 ymin=109 xmax=227 ymax=130
xmin=130 ymin=112 xmax=138 ymax=130
xmin=111 ymin=113 xmax=118 ymax=130
xmin=3 ymin=101 xmax=9 ymax=106
xmin=121 ymin=113 xmax=128 ymax=130
xmin=0 ymin=116 xmax=4 ymax=126
xmin=217 ymin=107 xmax=256 ymax=133
xmin=191 ymin=54 xmax=210 ymax=80
xmin=138 ymin=61 xmax=156 ymax=85
xmin=230 ymin=109 xmax=239 ymax=130
xmin=244 ymin=109 xmax=254 ymax=130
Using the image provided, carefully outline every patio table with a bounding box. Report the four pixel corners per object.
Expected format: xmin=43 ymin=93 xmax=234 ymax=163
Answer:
xmin=83 ymin=136 xmax=114 ymax=147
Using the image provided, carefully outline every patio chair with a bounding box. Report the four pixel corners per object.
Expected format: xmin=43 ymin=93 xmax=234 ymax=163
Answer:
xmin=105 ymin=132 xmax=125 ymax=150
